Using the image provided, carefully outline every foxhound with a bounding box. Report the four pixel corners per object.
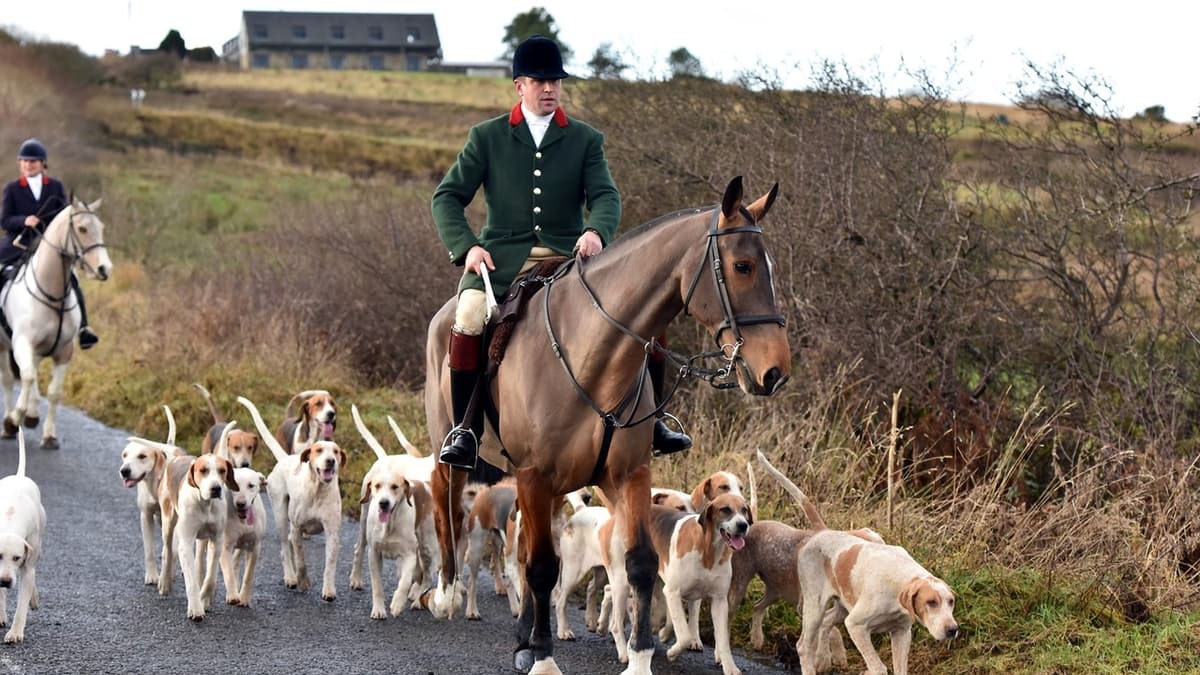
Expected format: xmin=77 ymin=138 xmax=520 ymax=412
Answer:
xmin=554 ymin=504 xmax=610 ymax=640
xmin=463 ymin=479 xmax=517 ymax=620
xmin=0 ymin=430 xmax=45 ymax=643
xmin=690 ymin=470 xmax=744 ymax=511
xmin=219 ymin=467 xmax=267 ymax=607
xmin=797 ymin=529 xmax=959 ymax=675
xmin=239 ymin=396 xmax=344 ymax=601
xmin=275 ymin=389 xmax=337 ymax=454
xmin=119 ymin=405 xmax=184 ymax=585
xmin=155 ymin=422 xmax=239 ymax=621
xmin=358 ymin=463 xmax=424 ymax=619
xmin=194 ymin=383 xmax=260 ymax=468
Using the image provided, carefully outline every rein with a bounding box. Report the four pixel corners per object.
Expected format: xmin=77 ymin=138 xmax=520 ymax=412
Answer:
xmin=540 ymin=206 xmax=786 ymax=481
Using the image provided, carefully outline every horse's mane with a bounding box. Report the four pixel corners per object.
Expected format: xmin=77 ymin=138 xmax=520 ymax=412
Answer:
xmin=601 ymin=205 xmax=716 ymax=256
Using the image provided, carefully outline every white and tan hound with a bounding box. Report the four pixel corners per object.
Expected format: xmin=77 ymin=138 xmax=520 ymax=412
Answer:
xmin=219 ymin=467 xmax=267 ymax=607
xmin=194 ymin=383 xmax=260 ymax=468
xmin=0 ymin=430 xmax=45 ymax=643
xmin=275 ymin=389 xmax=337 ymax=454
xmin=119 ymin=405 xmax=185 ymax=586
xmin=463 ymin=479 xmax=518 ymax=620
xmin=239 ymin=396 xmax=344 ymax=601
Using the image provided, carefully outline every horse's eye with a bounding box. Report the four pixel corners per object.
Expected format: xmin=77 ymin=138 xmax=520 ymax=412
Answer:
xmin=733 ymin=261 xmax=752 ymax=275
xmin=78 ymin=226 xmax=89 ymax=234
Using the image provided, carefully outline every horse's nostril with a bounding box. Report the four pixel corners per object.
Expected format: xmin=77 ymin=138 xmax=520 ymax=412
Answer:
xmin=762 ymin=367 xmax=784 ymax=393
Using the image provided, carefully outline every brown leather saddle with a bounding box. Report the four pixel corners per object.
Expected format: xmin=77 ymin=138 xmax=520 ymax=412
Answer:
xmin=487 ymin=256 xmax=571 ymax=364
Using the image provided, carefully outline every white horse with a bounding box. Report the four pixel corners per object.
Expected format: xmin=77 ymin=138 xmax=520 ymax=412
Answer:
xmin=0 ymin=198 xmax=112 ymax=449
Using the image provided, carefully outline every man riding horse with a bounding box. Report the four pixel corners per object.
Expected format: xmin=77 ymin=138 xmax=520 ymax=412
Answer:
xmin=431 ymin=35 xmax=690 ymax=472
xmin=0 ymin=138 xmax=99 ymax=350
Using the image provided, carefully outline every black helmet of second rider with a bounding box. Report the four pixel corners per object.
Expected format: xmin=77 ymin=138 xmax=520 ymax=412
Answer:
xmin=17 ymin=138 xmax=48 ymax=163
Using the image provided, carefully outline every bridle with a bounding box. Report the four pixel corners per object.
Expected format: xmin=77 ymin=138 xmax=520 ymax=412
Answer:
xmin=542 ymin=205 xmax=787 ymax=432
xmin=21 ymin=204 xmax=108 ymax=308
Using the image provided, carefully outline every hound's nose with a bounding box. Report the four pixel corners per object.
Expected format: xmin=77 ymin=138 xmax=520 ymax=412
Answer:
xmin=0 ymin=578 xmax=11 ymax=588
xmin=210 ymin=486 xmax=223 ymax=499
xmin=945 ymin=625 xmax=959 ymax=640
xmin=761 ymin=367 xmax=787 ymax=395
xmin=120 ymin=466 xmax=131 ymax=478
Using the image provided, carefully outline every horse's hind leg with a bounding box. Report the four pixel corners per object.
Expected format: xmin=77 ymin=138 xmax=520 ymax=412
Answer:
xmin=511 ymin=469 xmax=562 ymax=675
xmin=0 ymin=349 xmax=13 ymax=438
xmin=5 ymin=342 xmax=36 ymax=435
xmin=40 ymin=360 xmax=68 ymax=449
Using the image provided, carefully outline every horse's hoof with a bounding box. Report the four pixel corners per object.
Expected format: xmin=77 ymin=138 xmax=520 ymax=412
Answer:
xmin=512 ymin=648 xmax=535 ymax=673
xmin=23 ymin=415 xmax=38 ymax=429
xmin=2 ymin=419 xmax=16 ymax=437
xmin=41 ymin=437 xmax=59 ymax=450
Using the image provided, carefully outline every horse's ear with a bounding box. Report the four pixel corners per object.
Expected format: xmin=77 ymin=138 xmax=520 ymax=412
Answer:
xmin=718 ymin=176 xmax=745 ymax=226
xmin=87 ymin=197 xmax=103 ymax=211
xmin=745 ymin=183 xmax=779 ymax=224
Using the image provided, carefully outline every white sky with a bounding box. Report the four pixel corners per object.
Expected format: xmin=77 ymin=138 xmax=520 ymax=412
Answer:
xmin=5 ymin=0 xmax=1199 ymax=122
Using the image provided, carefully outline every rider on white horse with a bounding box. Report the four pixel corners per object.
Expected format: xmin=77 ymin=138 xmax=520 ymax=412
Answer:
xmin=0 ymin=138 xmax=99 ymax=350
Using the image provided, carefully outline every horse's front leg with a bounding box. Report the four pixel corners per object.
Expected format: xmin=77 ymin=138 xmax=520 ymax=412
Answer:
xmin=4 ymin=341 xmax=37 ymax=436
xmin=0 ymin=349 xmax=14 ymax=435
xmin=428 ymin=463 xmax=466 ymax=619
xmin=512 ymin=468 xmax=561 ymax=675
xmin=40 ymin=359 xmax=68 ymax=449
xmin=620 ymin=464 xmax=658 ymax=675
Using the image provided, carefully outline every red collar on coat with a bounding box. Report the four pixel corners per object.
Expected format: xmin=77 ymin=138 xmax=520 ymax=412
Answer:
xmin=509 ymin=103 xmax=569 ymax=128
xmin=17 ymin=175 xmax=49 ymax=188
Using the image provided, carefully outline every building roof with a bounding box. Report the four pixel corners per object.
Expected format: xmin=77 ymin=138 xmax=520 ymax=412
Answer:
xmin=241 ymin=11 xmax=440 ymax=50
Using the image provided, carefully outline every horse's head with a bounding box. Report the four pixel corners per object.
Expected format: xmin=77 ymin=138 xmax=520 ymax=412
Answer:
xmin=684 ymin=177 xmax=791 ymax=396
xmin=68 ymin=198 xmax=113 ymax=282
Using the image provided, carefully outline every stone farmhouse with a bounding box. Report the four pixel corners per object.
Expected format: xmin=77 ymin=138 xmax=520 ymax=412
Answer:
xmin=221 ymin=11 xmax=442 ymax=71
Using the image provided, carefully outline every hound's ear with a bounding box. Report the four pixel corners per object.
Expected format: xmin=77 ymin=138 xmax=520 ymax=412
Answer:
xmin=153 ymin=449 xmax=166 ymax=474
xmin=744 ymin=504 xmax=754 ymax=526
xmin=898 ymin=579 xmax=921 ymax=620
xmin=360 ymin=483 xmax=373 ymax=505
xmin=249 ymin=435 xmax=260 ymax=455
xmin=336 ymin=447 xmax=347 ymax=467
xmin=186 ymin=461 xmax=201 ymax=489
xmin=296 ymin=447 xmax=313 ymax=474
xmin=744 ymin=182 xmax=779 ymax=223
xmin=698 ymin=502 xmax=714 ymax=530
xmin=652 ymin=492 xmax=669 ymax=506
xmin=222 ymin=459 xmax=239 ymax=493
xmin=404 ymin=480 xmax=414 ymax=506
xmin=703 ymin=477 xmax=716 ymax=500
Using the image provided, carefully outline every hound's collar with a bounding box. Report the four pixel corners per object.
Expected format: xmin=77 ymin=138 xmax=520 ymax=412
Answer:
xmin=509 ymin=103 xmax=568 ymax=128
xmin=18 ymin=175 xmax=49 ymax=188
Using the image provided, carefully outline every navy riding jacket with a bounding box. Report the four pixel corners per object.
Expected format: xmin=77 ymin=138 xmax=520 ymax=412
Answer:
xmin=0 ymin=175 xmax=67 ymax=264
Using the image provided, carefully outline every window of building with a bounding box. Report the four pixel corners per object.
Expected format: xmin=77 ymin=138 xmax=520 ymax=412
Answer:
xmin=368 ymin=54 xmax=385 ymax=70
xmin=329 ymin=53 xmax=345 ymax=70
xmin=330 ymin=24 xmax=345 ymax=40
xmin=292 ymin=25 xmax=307 ymax=39
xmin=292 ymin=53 xmax=309 ymax=69
xmin=251 ymin=52 xmax=270 ymax=68
xmin=406 ymin=27 xmax=420 ymax=44
xmin=252 ymin=24 xmax=268 ymax=39
xmin=407 ymin=55 xmax=421 ymax=71
xmin=368 ymin=25 xmax=383 ymax=41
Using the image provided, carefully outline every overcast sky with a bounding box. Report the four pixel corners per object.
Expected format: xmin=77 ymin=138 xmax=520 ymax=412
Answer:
xmin=5 ymin=1 xmax=1198 ymax=122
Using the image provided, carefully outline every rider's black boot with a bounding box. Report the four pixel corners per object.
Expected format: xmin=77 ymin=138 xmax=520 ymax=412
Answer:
xmin=439 ymin=329 xmax=484 ymax=471
xmin=648 ymin=353 xmax=692 ymax=456
xmin=71 ymin=274 xmax=99 ymax=350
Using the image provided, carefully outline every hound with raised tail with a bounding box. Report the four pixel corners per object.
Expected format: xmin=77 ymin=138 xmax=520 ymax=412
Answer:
xmin=220 ymin=467 xmax=267 ymax=607
xmin=275 ymin=389 xmax=338 ymax=454
xmin=118 ymin=405 xmax=184 ymax=585
xmin=731 ymin=451 xmax=885 ymax=669
xmin=359 ymin=462 xmax=423 ymax=619
xmin=153 ymin=422 xmax=239 ymax=620
xmin=239 ymin=396 xmax=344 ymax=601
xmin=462 ymin=479 xmax=517 ymax=620
xmin=0 ymin=429 xmax=46 ymax=643
xmin=649 ymin=492 xmax=752 ymax=675
xmin=194 ymin=383 xmax=260 ymax=468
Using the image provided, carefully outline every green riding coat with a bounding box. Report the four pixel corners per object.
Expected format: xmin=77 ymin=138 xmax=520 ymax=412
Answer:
xmin=431 ymin=103 xmax=621 ymax=297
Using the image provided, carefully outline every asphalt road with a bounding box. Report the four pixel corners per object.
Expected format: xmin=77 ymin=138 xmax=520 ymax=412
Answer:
xmin=0 ymin=406 xmax=792 ymax=675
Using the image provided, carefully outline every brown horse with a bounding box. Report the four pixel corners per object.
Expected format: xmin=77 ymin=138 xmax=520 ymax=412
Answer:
xmin=424 ymin=177 xmax=791 ymax=675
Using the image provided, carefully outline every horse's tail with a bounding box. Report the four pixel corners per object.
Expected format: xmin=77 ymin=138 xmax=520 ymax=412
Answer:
xmin=755 ymin=450 xmax=827 ymax=530
xmin=386 ymin=415 xmax=425 ymax=457
xmin=237 ymin=396 xmax=290 ymax=464
xmin=15 ymin=428 xmax=26 ymax=478
xmin=192 ymin=383 xmax=224 ymax=424
xmin=351 ymin=404 xmax=390 ymax=462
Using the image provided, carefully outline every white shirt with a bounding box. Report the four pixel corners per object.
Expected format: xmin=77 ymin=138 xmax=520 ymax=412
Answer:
xmin=522 ymin=104 xmax=554 ymax=147
xmin=26 ymin=174 xmax=42 ymax=201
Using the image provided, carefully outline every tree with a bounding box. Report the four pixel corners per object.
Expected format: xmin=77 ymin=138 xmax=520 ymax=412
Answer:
xmin=1136 ymin=104 xmax=1166 ymax=122
xmin=587 ymin=43 xmax=628 ymax=80
xmin=501 ymin=7 xmax=571 ymax=61
xmin=157 ymin=29 xmax=186 ymax=59
xmin=667 ymin=47 xmax=704 ymax=79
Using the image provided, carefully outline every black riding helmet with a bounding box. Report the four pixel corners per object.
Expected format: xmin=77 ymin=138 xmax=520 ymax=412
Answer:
xmin=17 ymin=138 xmax=47 ymax=161
xmin=511 ymin=35 xmax=571 ymax=80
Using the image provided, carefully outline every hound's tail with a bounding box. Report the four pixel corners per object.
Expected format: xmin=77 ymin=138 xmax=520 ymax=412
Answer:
xmin=283 ymin=389 xmax=331 ymax=420
xmin=746 ymin=460 xmax=758 ymax=523
xmin=237 ymin=396 xmax=290 ymax=464
xmin=351 ymin=404 xmax=390 ymax=462
xmin=214 ymin=420 xmax=237 ymax=459
xmin=386 ymin=415 xmax=424 ymax=457
xmin=16 ymin=428 xmax=26 ymax=478
xmin=163 ymin=405 xmax=177 ymax=447
xmin=755 ymin=450 xmax=827 ymax=530
xmin=192 ymin=383 xmax=224 ymax=424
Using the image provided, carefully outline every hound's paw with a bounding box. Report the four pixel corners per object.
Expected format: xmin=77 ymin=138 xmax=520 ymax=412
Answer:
xmin=687 ymin=637 xmax=703 ymax=651
xmin=465 ymin=608 xmax=481 ymax=621
xmin=321 ymin=590 xmax=336 ymax=602
xmin=666 ymin=642 xmax=686 ymax=661
xmin=284 ymin=577 xmax=299 ymax=589
xmin=145 ymin=573 xmax=159 ymax=586
xmin=3 ymin=630 xmax=22 ymax=644
xmin=227 ymin=595 xmax=240 ymax=605
xmin=371 ymin=606 xmax=387 ymax=620
xmin=349 ymin=577 xmax=364 ymax=591
xmin=719 ymin=664 xmax=741 ymax=675
xmin=187 ymin=609 xmax=205 ymax=622
xmin=389 ymin=598 xmax=407 ymax=617
xmin=557 ymin=627 xmax=576 ymax=641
